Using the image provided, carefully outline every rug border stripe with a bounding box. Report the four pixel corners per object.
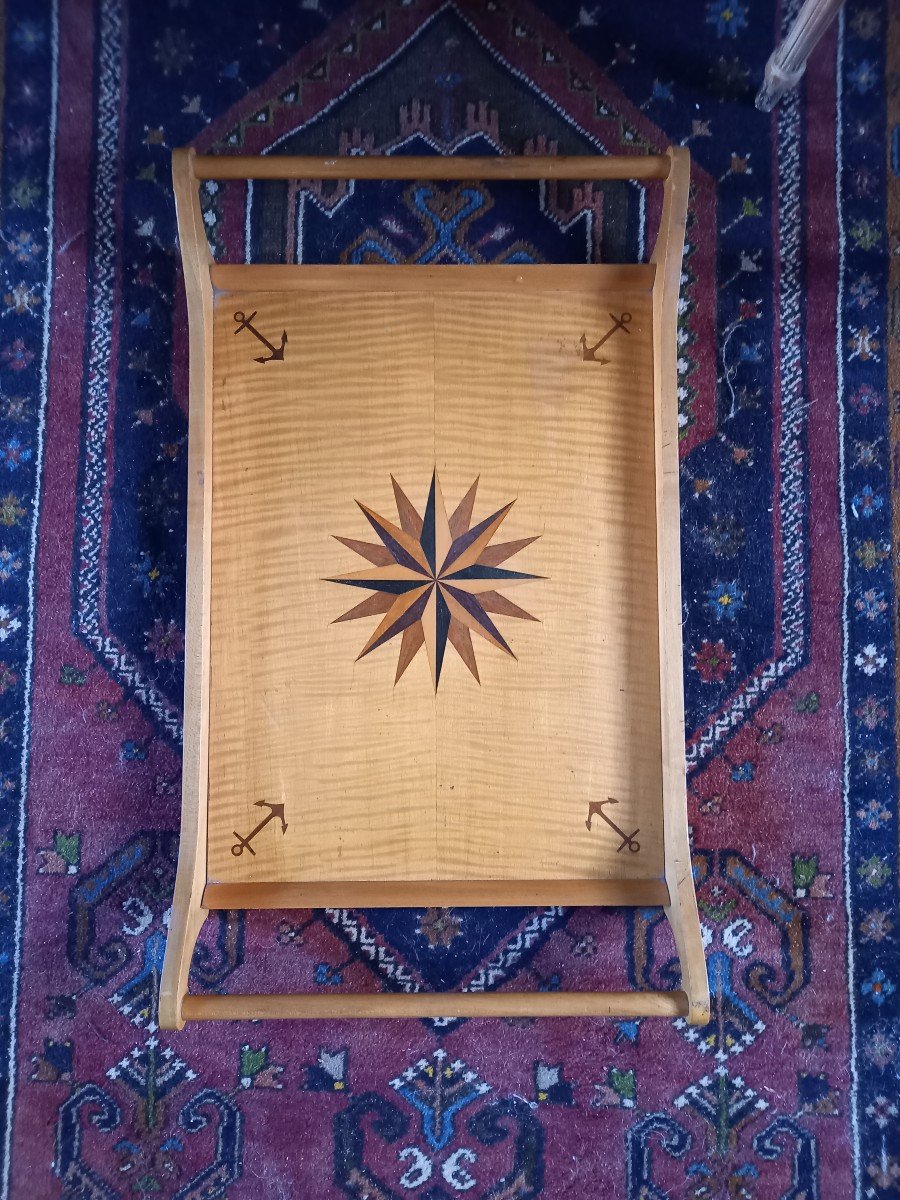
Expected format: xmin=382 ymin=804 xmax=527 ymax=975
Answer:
xmin=2 ymin=1 xmax=60 ymax=1193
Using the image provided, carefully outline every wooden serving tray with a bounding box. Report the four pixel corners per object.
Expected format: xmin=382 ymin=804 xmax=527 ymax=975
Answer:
xmin=159 ymin=148 xmax=709 ymax=1028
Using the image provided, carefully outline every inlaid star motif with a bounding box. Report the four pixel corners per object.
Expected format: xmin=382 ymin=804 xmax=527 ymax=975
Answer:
xmin=327 ymin=472 xmax=544 ymax=689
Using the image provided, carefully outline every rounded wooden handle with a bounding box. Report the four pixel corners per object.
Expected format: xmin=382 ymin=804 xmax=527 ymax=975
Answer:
xmin=188 ymin=153 xmax=671 ymax=183
xmin=181 ymin=989 xmax=689 ymax=1021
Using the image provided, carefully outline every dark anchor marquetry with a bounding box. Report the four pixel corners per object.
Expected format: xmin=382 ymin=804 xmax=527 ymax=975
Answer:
xmin=585 ymin=798 xmax=641 ymax=853
xmin=579 ymin=310 xmax=632 ymax=364
xmin=327 ymin=471 xmax=544 ymax=689
xmin=233 ymin=309 xmax=288 ymax=363
xmin=231 ymin=800 xmax=289 ymax=857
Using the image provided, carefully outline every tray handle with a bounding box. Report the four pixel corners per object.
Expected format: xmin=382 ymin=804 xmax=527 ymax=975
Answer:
xmin=180 ymin=990 xmax=690 ymax=1021
xmin=187 ymin=151 xmax=671 ymax=182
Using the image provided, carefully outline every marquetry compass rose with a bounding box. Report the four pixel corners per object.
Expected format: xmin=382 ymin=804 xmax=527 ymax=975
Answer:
xmin=327 ymin=472 xmax=544 ymax=689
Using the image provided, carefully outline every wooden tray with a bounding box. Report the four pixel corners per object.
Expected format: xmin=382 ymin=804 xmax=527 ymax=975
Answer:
xmin=159 ymin=148 xmax=709 ymax=1028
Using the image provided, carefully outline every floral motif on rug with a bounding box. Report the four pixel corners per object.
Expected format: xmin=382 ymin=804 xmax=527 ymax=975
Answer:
xmin=0 ymin=0 xmax=895 ymax=1195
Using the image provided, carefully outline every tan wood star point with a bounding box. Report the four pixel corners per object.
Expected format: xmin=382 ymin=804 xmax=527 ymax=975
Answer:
xmin=327 ymin=471 xmax=543 ymax=688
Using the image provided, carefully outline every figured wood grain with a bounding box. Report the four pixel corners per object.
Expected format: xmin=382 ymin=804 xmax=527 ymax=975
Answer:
xmin=207 ymin=272 xmax=663 ymax=886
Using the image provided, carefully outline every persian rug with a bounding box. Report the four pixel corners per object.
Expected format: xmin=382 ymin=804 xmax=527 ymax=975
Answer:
xmin=0 ymin=0 xmax=896 ymax=1195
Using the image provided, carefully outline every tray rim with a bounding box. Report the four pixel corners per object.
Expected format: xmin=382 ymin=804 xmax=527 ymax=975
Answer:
xmin=210 ymin=261 xmax=656 ymax=294
xmin=203 ymin=878 xmax=671 ymax=909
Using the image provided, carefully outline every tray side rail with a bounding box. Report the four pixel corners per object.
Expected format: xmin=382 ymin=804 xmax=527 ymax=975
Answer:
xmin=651 ymin=147 xmax=711 ymax=1025
xmin=158 ymin=149 xmax=215 ymax=1031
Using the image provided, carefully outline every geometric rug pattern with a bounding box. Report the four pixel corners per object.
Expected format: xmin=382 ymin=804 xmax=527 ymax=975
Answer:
xmin=0 ymin=0 xmax=896 ymax=1194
